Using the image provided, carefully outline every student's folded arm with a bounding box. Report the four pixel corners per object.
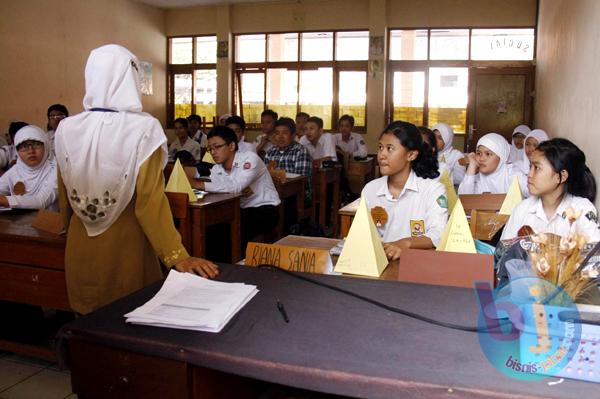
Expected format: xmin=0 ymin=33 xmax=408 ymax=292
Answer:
xmin=296 ymin=151 xmax=313 ymax=176
xmin=0 ymin=148 xmax=9 ymax=170
xmin=353 ymin=139 xmax=368 ymax=158
xmin=134 ymin=148 xmax=190 ymax=268
xmin=7 ymin=184 xmax=57 ymax=210
xmin=457 ymin=174 xmax=476 ymax=195
xmin=205 ymin=163 xmax=260 ymax=194
xmin=425 ymin=184 xmax=450 ymax=248
xmin=0 ymin=173 xmax=11 ymax=196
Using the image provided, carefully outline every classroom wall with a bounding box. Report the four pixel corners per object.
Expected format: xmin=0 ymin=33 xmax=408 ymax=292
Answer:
xmin=166 ymin=0 xmax=536 ymax=150
xmin=535 ymin=0 xmax=600 ymax=207
xmin=0 ymin=0 xmax=167 ymax=133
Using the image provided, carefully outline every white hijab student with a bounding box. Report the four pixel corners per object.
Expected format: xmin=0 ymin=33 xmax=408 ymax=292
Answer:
xmin=431 ymin=123 xmax=465 ymax=185
xmin=508 ymin=124 xmax=530 ymax=164
xmin=458 ymin=132 xmax=528 ymax=196
xmin=0 ymin=125 xmax=58 ymax=210
xmin=515 ymin=129 xmax=550 ymax=174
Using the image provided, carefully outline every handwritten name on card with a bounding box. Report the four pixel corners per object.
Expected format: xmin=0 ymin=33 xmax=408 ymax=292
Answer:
xmin=245 ymin=242 xmax=332 ymax=274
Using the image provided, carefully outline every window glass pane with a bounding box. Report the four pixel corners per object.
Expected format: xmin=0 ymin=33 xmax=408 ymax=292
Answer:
xmin=338 ymin=71 xmax=366 ymax=127
xmin=194 ymin=70 xmax=217 ymax=124
xmin=471 ymin=29 xmax=534 ymax=60
xmin=236 ymin=34 xmax=266 ymax=62
xmin=174 ymin=74 xmax=192 ymax=119
xmin=299 ymin=68 xmax=333 ymax=129
xmin=336 ymin=31 xmax=368 ymax=61
xmin=195 ymin=36 xmax=217 ymax=64
xmin=392 ymin=71 xmax=425 ymax=127
xmin=428 ymin=67 xmax=468 ymax=133
xmin=170 ymin=37 xmax=193 ymax=64
xmin=301 ymin=32 xmax=333 ymax=61
xmin=267 ymin=69 xmax=298 ymax=119
xmin=430 ymin=29 xmax=469 ymax=60
xmin=268 ymin=33 xmax=298 ymax=62
xmin=239 ymin=73 xmax=265 ymax=124
xmin=389 ymin=30 xmax=428 ymax=60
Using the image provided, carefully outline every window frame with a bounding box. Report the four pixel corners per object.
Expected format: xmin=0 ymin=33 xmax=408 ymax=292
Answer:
xmin=167 ymin=35 xmax=218 ymax=129
xmin=233 ymin=29 xmax=369 ymax=132
xmin=386 ymin=26 xmax=536 ymax=130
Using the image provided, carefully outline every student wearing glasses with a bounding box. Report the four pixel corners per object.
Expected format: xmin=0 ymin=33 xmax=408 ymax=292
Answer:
xmin=192 ymin=126 xmax=281 ymax=252
xmin=0 ymin=125 xmax=58 ymax=210
xmin=46 ymin=104 xmax=69 ymax=155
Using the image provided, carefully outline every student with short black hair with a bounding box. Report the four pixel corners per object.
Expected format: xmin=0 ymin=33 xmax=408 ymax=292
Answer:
xmin=0 ymin=125 xmax=57 ymax=210
xmin=0 ymin=121 xmax=27 ymax=170
xmin=299 ymin=116 xmax=337 ymax=164
xmin=295 ymin=112 xmax=310 ymax=140
xmin=47 ymin=104 xmax=69 ymax=155
xmin=168 ymin=117 xmax=202 ymax=162
xmin=501 ymin=138 xmax=600 ymax=241
xmin=192 ymin=126 xmax=281 ymax=251
xmin=226 ymin=115 xmax=256 ymax=153
xmin=333 ymin=114 xmax=367 ymax=158
xmin=265 ymin=117 xmax=313 ymax=203
xmin=254 ymin=109 xmax=278 ymax=158
xmin=187 ymin=114 xmax=207 ymax=149
xmin=361 ymin=121 xmax=448 ymax=260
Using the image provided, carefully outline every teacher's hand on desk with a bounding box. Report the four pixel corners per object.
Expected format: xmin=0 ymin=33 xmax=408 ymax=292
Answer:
xmin=174 ymin=257 xmax=219 ymax=278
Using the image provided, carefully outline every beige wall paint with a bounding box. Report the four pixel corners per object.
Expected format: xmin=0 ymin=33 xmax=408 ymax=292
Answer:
xmin=0 ymin=0 xmax=166 ymax=132
xmin=536 ymin=0 xmax=600 ymax=206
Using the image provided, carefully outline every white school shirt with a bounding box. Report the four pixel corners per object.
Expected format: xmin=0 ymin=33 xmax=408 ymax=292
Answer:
xmin=333 ymin=132 xmax=368 ymax=158
xmin=299 ymin=133 xmax=337 ymax=161
xmin=192 ymin=130 xmax=208 ymax=148
xmin=253 ymin=133 xmax=274 ymax=154
xmin=360 ymin=171 xmax=449 ymax=247
xmin=0 ymin=162 xmax=58 ymax=210
xmin=238 ymin=138 xmax=257 ymax=154
xmin=203 ymin=151 xmax=281 ymax=209
xmin=168 ymin=137 xmax=203 ymax=162
xmin=0 ymin=145 xmax=17 ymax=169
xmin=501 ymin=194 xmax=600 ymax=242
xmin=458 ymin=164 xmax=529 ymax=197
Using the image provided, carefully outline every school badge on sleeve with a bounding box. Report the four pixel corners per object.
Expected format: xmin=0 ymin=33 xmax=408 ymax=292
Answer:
xmin=410 ymin=220 xmax=425 ymax=237
xmin=243 ymin=162 xmax=252 ymax=170
xmin=436 ymin=194 xmax=448 ymax=209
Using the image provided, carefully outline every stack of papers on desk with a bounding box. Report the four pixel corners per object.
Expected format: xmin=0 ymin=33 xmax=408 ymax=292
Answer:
xmin=124 ymin=270 xmax=258 ymax=333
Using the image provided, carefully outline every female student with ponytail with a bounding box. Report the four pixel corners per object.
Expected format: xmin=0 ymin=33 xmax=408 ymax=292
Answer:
xmin=501 ymin=138 xmax=600 ymax=241
xmin=361 ymin=121 xmax=449 ymax=260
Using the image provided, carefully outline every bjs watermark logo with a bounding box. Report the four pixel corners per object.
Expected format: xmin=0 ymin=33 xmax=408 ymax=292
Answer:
xmin=474 ymin=277 xmax=581 ymax=381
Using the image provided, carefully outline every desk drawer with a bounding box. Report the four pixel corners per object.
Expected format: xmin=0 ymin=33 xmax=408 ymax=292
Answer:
xmin=0 ymin=263 xmax=70 ymax=310
xmin=0 ymin=238 xmax=64 ymax=270
xmin=70 ymin=340 xmax=189 ymax=399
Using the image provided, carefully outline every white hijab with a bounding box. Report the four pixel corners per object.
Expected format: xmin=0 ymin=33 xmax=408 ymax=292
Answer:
xmin=517 ymin=129 xmax=550 ymax=174
xmin=509 ymin=124 xmax=530 ymax=163
xmin=432 ymin=123 xmax=454 ymax=159
xmin=476 ymin=133 xmax=512 ymax=194
xmin=13 ymin=125 xmax=56 ymax=196
xmin=55 ymin=44 xmax=167 ymax=237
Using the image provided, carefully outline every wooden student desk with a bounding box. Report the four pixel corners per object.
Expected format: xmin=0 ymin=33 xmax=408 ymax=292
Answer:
xmin=346 ymin=157 xmax=375 ymax=194
xmin=311 ymin=165 xmax=341 ymax=233
xmin=0 ymin=210 xmax=69 ymax=360
xmin=273 ymin=175 xmax=306 ymax=239
xmin=338 ymin=197 xmax=360 ymax=238
xmin=61 ymin=262 xmax=596 ymax=399
xmin=189 ymin=193 xmax=242 ymax=262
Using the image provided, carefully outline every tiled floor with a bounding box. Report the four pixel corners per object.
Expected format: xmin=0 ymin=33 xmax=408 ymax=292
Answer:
xmin=0 ymin=352 xmax=74 ymax=399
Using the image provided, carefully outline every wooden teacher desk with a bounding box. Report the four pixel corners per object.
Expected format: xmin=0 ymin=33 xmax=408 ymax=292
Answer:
xmin=61 ymin=262 xmax=597 ymax=399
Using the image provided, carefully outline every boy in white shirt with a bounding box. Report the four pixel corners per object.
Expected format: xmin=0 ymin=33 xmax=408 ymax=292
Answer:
xmin=168 ymin=118 xmax=202 ymax=162
xmin=333 ymin=114 xmax=368 ymax=159
xmin=192 ymin=126 xmax=281 ymax=252
xmin=299 ymin=116 xmax=337 ymax=164
xmin=188 ymin=114 xmax=207 ymax=149
xmin=0 ymin=121 xmax=26 ymax=170
xmin=254 ymin=109 xmax=278 ymax=159
xmin=225 ymin=115 xmax=256 ymax=153
xmin=295 ymin=111 xmax=309 ymax=142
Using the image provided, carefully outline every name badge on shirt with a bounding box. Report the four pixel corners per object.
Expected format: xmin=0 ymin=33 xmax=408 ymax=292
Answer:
xmin=370 ymin=206 xmax=388 ymax=227
xmin=13 ymin=181 xmax=26 ymax=195
xmin=410 ymin=220 xmax=425 ymax=237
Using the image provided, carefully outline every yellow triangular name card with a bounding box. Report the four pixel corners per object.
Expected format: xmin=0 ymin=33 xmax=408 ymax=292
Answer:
xmin=436 ymin=199 xmax=476 ymax=254
xmin=439 ymin=169 xmax=458 ymax=213
xmin=499 ymin=176 xmax=523 ymax=215
xmin=165 ymin=159 xmax=196 ymax=202
xmin=202 ymin=151 xmax=215 ymax=164
xmin=334 ymin=198 xmax=388 ymax=277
